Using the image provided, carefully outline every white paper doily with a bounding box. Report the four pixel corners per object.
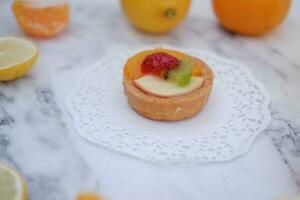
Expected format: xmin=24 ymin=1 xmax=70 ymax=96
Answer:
xmin=66 ymin=49 xmax=271 ymax=164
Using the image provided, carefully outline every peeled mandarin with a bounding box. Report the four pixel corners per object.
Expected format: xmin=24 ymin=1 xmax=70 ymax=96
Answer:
xmin=12 ymin=0 xmax=70 ymax=38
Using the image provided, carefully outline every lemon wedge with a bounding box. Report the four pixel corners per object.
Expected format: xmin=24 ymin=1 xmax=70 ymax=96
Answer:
xmin=0 ymin=36 xmax=38 ymax=81
xmin=0 ymin=162 xmax=27 ymax=200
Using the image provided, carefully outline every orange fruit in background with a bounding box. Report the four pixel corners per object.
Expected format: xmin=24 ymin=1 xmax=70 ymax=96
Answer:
xmin=77 ymin=193 xmax=104 ymax=200
xmin=212 ymin=0 xmax=292 ymax=36
xmin=12 ymin=0 xmax=70 ymax=38
xmin=121 ymin=0 xmax=191 ymax=34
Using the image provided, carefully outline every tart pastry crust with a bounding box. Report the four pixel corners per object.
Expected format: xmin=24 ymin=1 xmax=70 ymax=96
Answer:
xmin=123 ymin=58 xmax=214 ymax=121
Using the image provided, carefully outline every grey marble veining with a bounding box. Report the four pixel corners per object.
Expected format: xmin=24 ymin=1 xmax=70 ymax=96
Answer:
xmin=267 ymin=113 xmax=300 ymax=184
xmin=0 ymin=0 xmax=300 ymax=199
xmin=0 ymin=84 xmax=99 ymax=200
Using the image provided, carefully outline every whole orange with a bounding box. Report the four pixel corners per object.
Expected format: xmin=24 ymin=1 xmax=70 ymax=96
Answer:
xmin=212 ymin=0 xmax=292 ymax=35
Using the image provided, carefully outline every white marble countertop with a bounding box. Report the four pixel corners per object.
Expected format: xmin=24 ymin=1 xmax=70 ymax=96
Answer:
xmin=0 ymin=0 xmax=299 ymax=200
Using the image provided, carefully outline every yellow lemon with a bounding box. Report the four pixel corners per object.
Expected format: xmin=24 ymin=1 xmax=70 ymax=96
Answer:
xmin=0 ymin=162 xmax=27 ymax=200
xmin=0 ymin=36 xmax=38 ymax=81
xmin=121 ymin=0 xmax=191 ymax=34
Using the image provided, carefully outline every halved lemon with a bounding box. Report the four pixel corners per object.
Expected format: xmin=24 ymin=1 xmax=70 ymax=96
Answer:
xmin=0 ymin=36 xmax=38 ymax=81
xmin=0 ymin=162 xmax=27 ymax=200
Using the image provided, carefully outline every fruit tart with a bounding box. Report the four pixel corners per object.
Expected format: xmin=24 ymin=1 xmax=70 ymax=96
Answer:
xmin=123 ymin=48 xmax=214 ymax=121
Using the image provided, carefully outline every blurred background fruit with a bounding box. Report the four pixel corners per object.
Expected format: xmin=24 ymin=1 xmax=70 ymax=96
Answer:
xmin=0 ymin=36 xmax=38 ymax=81
xmin=272 ymin=195 xmax=300 ymax=200
xmin=212 ymin=0 xmax=292 ymax=36
xmin=77 ymin=192 xmax=104 ymax=200
xmin=12 ymin=0 xmax=70 ymax=38
xmin=0 ymin=162 xmax=27 ymax=200
xmin=121 ymin=0 xmax=191 ymax=34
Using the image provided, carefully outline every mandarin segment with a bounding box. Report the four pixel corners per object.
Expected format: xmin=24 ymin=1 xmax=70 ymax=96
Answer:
xmin=12 ymin=1 xmax=69 ymax=38
xmin=192 ymin=57 xmax=203 ymax=76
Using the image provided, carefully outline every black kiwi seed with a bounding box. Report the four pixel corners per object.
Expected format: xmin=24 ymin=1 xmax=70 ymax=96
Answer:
xmin=164 ymin=70 xmax=169 ymax=80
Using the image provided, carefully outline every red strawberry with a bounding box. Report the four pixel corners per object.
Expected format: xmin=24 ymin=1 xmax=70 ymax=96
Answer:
xmin=141 ymin=52 xmax=180 ymax=75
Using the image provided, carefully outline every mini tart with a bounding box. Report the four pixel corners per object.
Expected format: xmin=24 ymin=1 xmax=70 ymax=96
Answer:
xmin=123 ymin=48 xmax=214 ymax=121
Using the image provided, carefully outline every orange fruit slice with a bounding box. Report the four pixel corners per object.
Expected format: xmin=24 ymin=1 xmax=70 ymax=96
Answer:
xmin=12 ymin=0 xmax=70 ymax=38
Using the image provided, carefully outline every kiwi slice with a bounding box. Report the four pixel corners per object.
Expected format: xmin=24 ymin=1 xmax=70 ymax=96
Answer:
xmin=168 ymin=58 xmax=194 ymax=87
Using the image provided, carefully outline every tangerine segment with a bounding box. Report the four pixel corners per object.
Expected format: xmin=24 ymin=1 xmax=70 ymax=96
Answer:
xmin=124 ymin=48 xmax=203 ymax=79
xmin=12 ymin=1 xmax=69 ymax=38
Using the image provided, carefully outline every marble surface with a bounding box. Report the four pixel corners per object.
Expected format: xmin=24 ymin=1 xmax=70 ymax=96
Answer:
xmin=0 ymin=0 xmax=300 ymax=199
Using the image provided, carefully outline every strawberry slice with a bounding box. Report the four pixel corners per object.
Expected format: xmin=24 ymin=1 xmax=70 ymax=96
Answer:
xmin=141 ymin=52 xmax=180 ymax=75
